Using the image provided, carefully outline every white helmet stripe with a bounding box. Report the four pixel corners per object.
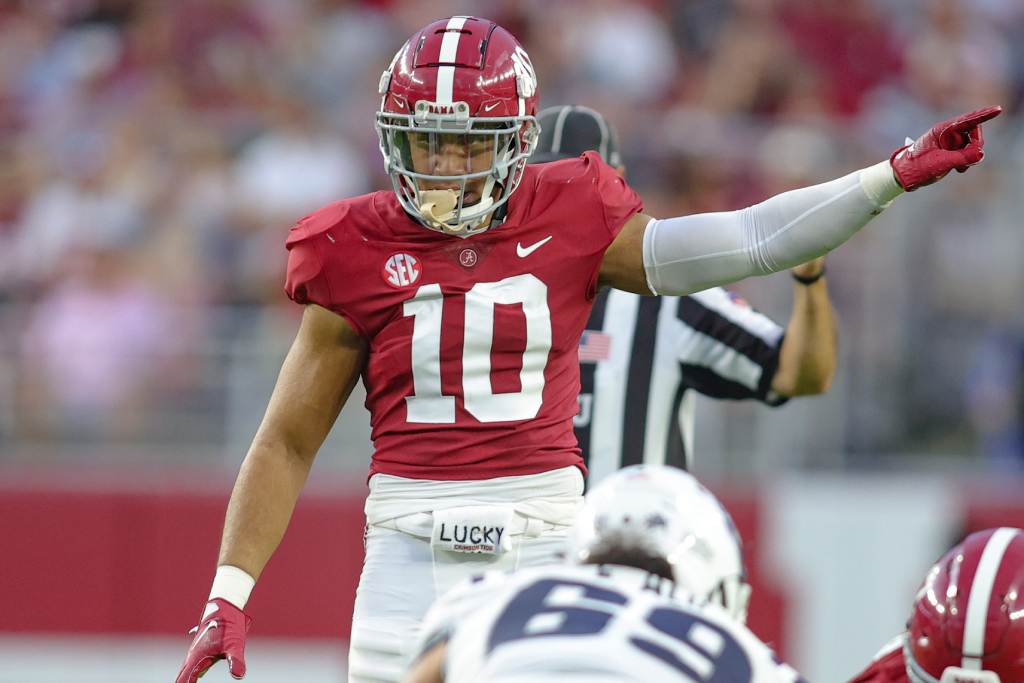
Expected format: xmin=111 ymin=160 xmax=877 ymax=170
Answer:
xmin=435 ymin=16 xmax=469 ymax=105
xmin=961 ymin=527 xmax=1018 ymax=669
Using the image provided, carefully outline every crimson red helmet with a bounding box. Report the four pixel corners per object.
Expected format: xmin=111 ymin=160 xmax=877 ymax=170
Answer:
xmin=375 ymin=16 xmax=540 ymax=237
xmin=905 ymin=527 xmax=1024 ymax=683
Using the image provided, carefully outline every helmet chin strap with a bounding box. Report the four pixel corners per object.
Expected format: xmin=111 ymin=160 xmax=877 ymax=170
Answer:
xmin=412 ymin=136 xmax=519 ymax=236
xmin=417 ymin=180 xmax=498 ymax=236
xmin=418 ymin=189 xmax=458 ymax=227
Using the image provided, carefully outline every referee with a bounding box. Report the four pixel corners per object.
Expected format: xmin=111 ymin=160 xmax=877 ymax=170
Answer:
xmin=531 ymin=105 xmax=838 ymax=484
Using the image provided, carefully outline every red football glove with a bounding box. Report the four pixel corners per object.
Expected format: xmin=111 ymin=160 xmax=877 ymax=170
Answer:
xmin=890 ymin=105 xmax=1002 ymax=191
xmin=174 ymin=598 xmax=253 ymax=683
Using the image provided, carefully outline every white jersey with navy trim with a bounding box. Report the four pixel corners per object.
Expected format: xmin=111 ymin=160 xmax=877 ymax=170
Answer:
xmin=576 ymin=287 xmax=786 ymax=483
xmin=414 ymin=564 xmax=804 ymax=683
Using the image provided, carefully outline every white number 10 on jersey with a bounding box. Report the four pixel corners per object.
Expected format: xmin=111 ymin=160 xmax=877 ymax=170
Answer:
xmin=402 ymin=274 xmax=552 ymax=423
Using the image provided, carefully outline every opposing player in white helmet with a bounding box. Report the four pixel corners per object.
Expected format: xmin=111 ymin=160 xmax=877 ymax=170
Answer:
xmin=568 ymin=463 xmax=752 ymax=622
xmin=402 ymin=465 xmax=803 ymax=683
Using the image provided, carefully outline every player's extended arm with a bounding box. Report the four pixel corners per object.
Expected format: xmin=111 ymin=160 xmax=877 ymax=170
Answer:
xmin=772 ymin=257 xmax=837 ymax=396
xmin=599 ymin=107 xmax=1001 ymax=295
xmin=174 ymin=304 xmax=367 ymax=683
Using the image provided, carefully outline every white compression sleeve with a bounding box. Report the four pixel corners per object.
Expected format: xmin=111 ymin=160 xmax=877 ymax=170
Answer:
xmin=642 ymin=161 xmax=904 ymax=295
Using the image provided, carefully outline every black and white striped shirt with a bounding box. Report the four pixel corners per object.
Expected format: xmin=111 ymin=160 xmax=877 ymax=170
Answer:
xmin=575 ymin=287 xmax=787 ymax=484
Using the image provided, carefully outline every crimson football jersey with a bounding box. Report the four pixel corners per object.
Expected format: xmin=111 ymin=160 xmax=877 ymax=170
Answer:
xmin=848 ymin=638 xmax=907 ymax=683
xmin=285 ymin=151 xmax=643 ymax=480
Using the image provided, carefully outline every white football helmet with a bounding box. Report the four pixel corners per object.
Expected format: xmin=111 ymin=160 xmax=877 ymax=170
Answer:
xmin=567 ymin=465 xmax=751 ymax=622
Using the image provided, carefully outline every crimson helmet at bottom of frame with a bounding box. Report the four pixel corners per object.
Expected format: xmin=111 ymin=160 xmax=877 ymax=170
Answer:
xmin=905 ymin=527 xmax=1024 ymax=683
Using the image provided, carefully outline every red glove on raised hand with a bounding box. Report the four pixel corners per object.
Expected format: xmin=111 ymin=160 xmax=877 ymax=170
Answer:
xmin=174 ymin=598 xmax=253 ymax=683
xmin=890 ymin=106 xmax=1002 ymax=191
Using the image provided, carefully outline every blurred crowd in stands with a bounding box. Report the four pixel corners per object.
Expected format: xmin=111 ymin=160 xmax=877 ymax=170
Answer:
xmin=2 ymin=0 xmax=1023 ymax=468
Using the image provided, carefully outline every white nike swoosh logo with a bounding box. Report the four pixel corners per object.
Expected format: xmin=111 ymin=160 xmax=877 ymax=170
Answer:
xmin=483 ymin=102 xmax=500 ymax=112
xmin=516 ymin=236 xmax=553 ymax=258
xmin=192 ymin=619 xmax=219 ymax=646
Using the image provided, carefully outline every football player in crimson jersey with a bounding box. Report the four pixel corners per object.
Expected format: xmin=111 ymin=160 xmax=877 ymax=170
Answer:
xmin=849 ymin=527 xmax=1024 ymax=683
xmin=175 ymin=14 xmax=1001 ymax=683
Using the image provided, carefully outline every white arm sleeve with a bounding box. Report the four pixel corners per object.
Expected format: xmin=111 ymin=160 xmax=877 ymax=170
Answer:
xmin=642 ymin=161 xmax=904 ymax=295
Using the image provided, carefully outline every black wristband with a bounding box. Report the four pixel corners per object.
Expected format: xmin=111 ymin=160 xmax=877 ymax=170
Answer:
xmin=792 ymin=266 xmax=826 ymax=285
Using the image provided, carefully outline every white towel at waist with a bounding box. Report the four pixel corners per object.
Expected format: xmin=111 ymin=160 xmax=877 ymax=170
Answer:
xmin=364 ymin=465 xmax=584 ymax=529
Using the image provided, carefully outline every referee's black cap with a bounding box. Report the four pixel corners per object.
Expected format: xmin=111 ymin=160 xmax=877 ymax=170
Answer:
xmin=530 ymin=105 xmax=622 ymax=167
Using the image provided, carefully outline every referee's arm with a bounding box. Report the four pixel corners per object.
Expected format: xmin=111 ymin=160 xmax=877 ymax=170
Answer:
xmin=673 ymin=285 xmax=814 ymax=405
xmin=770 ymin=257 xmax=837 ymax=397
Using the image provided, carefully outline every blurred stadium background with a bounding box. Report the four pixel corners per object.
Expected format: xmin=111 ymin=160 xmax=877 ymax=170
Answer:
xmin=2 ymin=0 xmax=1024 ymax=681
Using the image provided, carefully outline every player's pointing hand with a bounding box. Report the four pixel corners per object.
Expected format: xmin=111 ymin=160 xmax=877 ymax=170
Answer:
xmin=890 ymin=105 xmax=1002 ymax=191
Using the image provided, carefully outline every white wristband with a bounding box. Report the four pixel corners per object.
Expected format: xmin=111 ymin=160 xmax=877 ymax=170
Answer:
xmin=208 ymin=565 xmax=256 ymax=609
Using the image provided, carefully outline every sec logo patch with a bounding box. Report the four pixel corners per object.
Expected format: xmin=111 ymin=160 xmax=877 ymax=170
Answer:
xmin=382 ymin=253 xmax=421 ymax=288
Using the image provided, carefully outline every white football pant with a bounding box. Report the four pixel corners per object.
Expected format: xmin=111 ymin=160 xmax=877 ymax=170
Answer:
xmin=347 ymin=522 xmax=569 ymax=683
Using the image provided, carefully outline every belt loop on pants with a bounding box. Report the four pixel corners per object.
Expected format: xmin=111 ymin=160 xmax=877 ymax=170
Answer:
xmin=520 ymin=516 xmax=551 ymax=538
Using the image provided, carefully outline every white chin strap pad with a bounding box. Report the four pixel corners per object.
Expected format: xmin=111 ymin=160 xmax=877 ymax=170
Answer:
xmin=642 ymin=161 xmax=904 ymax=295
xmin=418 ymin=183 xmax=497 ymax=236
xmin=939 ymin=668 xmax=1000 ymax=683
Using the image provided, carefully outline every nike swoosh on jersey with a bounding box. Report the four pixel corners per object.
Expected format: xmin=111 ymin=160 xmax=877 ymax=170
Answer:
xmin=516 ymin=235 xmax=553 ymax=257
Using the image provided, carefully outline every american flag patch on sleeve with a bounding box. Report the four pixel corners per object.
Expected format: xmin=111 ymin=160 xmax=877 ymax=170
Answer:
xmin=578 ymin=330 xmax=612 ymax=363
